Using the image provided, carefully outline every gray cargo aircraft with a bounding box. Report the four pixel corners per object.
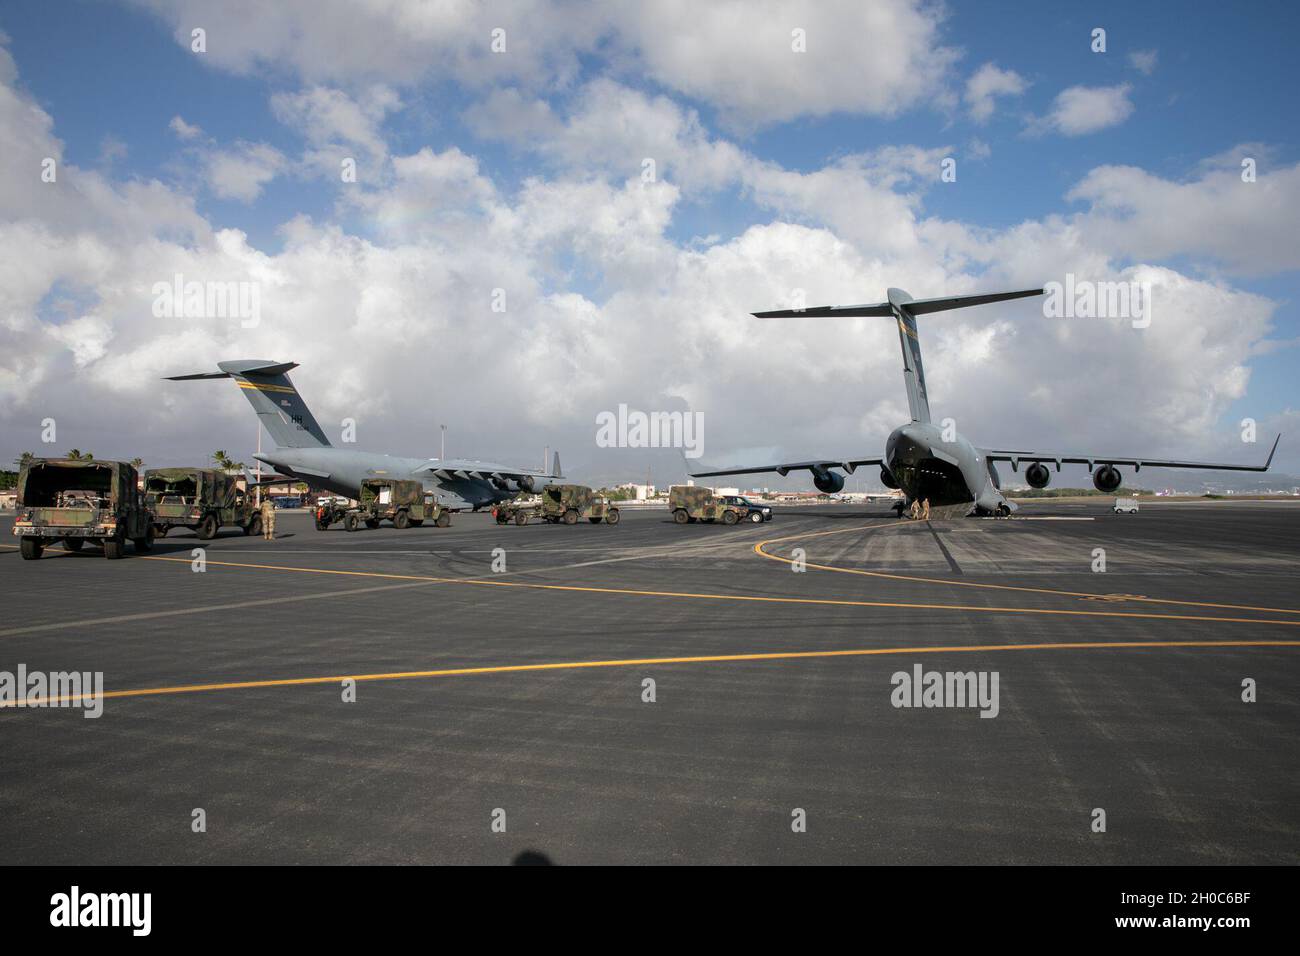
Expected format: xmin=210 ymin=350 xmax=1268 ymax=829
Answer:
xmin=692 ymin=287 xmax=1280 ymax=515
xmin=167 ymin=360 xmax=561 ymax=509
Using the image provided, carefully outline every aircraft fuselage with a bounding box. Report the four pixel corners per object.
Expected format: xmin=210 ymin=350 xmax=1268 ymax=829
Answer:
xmin=255 ymin=446 xmax=547 ymax=510
xmin=885 ymin=422 xmax=1014 ymax=516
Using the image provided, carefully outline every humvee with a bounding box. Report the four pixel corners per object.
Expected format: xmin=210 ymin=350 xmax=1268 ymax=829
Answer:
xmin=668 ymin=485 xmax=752 ymax=525
xmin=12 ymin=458 xmax=153 ymax=559
xmin=493 ymin=484 xmax=620 ymax=526
xmin=144 ymin=467 xmax=259 ymax=539
xmin=336 ymin=479 xmax=449 ymax=532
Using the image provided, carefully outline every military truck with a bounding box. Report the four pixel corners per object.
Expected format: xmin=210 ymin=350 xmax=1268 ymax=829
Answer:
xmin=144 ymin=467 xmax=259 ymax=539
xmin=12 ymin=458 xmax=153 ymax=559
xmin=493 ymin=484 xmax=620 ymax=526
xmin=335 ymin=478 xmax=449 ymax=532
xmin=668 ymin=485 xmax=756 ymax=525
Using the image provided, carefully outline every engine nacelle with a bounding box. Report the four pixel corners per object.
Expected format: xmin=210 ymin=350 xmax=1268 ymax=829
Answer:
xmin=879 ymin=467 xmax=898 ymax=489
xmin=811 ymin=467 xmax=845 ymax=494
xmin=1025 ymin=462 xmax=1051 ymax=489
xmin=515 ymin=475 xmax=535 ymax=492
xmin=1092 ymin=464 xmax=1122 ymax=493
xmin=491 ymin=475 xmax=511 ymax=491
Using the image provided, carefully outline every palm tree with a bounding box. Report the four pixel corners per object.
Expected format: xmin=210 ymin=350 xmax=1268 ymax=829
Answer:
xmin=66 ymin=449 xmax=93 ymax=460
xmin=14 ymin=451 xmax=35 ymax=468
xmin=130 ymin=457 xmax=143 ymax=470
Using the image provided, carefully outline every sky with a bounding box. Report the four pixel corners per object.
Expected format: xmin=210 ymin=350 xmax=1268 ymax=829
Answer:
xmin=1 ymin=0 xmax=1297 ymax=491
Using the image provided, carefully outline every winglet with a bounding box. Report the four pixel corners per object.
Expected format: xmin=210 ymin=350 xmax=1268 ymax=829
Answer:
xmin=1264 ymin=434 xmax=1281 ymax=470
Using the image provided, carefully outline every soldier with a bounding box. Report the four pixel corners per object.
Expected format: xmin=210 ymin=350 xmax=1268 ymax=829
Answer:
xmin=260 ymin=495 xmax=276 ymax=540
xmin=908 ymin=499 xmax=921 ymax=520
xmin=921 ymin=498 xmax=931 ymax=520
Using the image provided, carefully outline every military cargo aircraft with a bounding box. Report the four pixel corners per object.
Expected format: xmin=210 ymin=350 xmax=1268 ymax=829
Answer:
xmin=167 ymin=360 xmax=561 ymax=510
xmin=692 ymin=288 xmax=1280 ymax=516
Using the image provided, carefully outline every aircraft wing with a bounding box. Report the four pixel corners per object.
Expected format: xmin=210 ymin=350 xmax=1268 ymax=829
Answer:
xmin=691 ymin=457 xmax=885 ymax=478
xmin=983 ymin=434 xmax=1280 ymax=473
xmin=753 ymin=302 xmax=892 ymax=319
xmin=417 ymin=451 xmax=564 ymax=482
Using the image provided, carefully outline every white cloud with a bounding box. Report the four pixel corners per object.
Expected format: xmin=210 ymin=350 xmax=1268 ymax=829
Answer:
xmin=1129 ymin=49 xmax=1158 ymax=75
xmin=2 ymin=36 xmax=1295 ymax=484
xmin=1032 ymin=84 xmax=1135 ymax=136
xmin=169 ymin=115 xmax=203 ymax=140
xmin=964 ymin=62 xmax=1028 ymax=122
xmin=204 ymin=142 xmax=288 ymax=202
xmin=131 ymin=0 xmax=958 ymax=129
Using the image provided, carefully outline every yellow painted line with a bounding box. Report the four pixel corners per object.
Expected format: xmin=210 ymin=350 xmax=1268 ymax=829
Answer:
xmin=754 ymin=521 xmax=1300 ymax=616
xmin=10 ymin=640 xmax=1300 ymax=708
xmin=237 ymin=381 xmax=296 ymax=394
xmin=126 ymin=553 xmax=1300 ymax=629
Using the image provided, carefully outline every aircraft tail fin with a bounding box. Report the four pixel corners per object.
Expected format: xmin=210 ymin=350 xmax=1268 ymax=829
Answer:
xmin=754 ymin=287 xmax=1044 ymax=425
xmin=165 ymin=360 xmax=331 ymax=449
xmin=551 ymin=451 xmax=563 ymax=479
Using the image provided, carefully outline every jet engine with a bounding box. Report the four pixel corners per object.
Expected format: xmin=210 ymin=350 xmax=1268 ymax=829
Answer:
xmin=1092 ymin=464 xmax=1122 ymax=493
xmin=515 ymin=475 xmax=535 ymax=492
xmin=811 ymin=466 xmax=845 ymax=494
xmin=1025 ymin=462 xmax=1051 ymax=489
xmin=879 ymin=467 xmax=898 ymax=489
xmin=491 ymin=476 xmax=511 ymax=491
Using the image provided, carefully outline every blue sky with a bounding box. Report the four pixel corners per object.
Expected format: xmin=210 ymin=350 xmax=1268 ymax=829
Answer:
xmin=1 ymin=1 xmax=1296 ymax=486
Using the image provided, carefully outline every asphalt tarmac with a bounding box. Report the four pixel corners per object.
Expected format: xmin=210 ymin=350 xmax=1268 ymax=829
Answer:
xmin=1 ymin=500 xmax=1297 ymax=864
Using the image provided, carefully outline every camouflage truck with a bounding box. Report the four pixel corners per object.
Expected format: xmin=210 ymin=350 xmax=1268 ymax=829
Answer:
xmin=144 ymin=467 xmax=259 ymax=539
xmin=12 ymin=458 xmax=153 ymax=559
xmin=339 ymin=478 xmax=449 ymax=532
xmin=668 ymin=485 xmax=752 ymax=525
xmin=493 ymin=484 xmax=621 ymax=526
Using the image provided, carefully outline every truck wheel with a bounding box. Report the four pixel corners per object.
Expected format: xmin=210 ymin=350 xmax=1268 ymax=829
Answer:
xmin=103 ymin=534 xmax=125 ymax=559
xmin=393 ymin=510 xmax=410 ymax=530
xmin=673 ymin=509 xmax=689 ymax=524
xmin=246 ymin=515 xmax=262 ymax=537
xmin=515 ymin=512 xmax=529 ymax=526
xmin=749 ymin=511 xmax=764 ymax=523
xmin=722 ymin=510 xmax=739 ymax=525
xmin=606 ymin=509 xmax=620 ymax=525
xmin=20 ymin=537 xmax=43 ymax=560
xmin=563 ymin=509 xmax=579 ymax=525
xmin=63 ymin=538 xmax=85 ymax=552
xmin=435 ymin=512 xmax=451 ymax=528
xmin=365 ymin=519 xmax=380 ymax=530
xmin=197 ymin=514 xmax=218 ymax=540
xmin=345 ymin=514 xmax=360 ymax=532
xmin=153 ymin=524 xmax=169 ymax=538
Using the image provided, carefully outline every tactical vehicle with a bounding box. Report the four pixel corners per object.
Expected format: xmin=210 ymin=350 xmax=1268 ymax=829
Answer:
xmin=144 ymin=467 xmax=260 ymax=539
xmin=330 ymin=478 xmax=449 ymax=532
xmin=12 ymin=458 xmax=153 ymax=559
xmin=493 ymin=484 xmax=620 ymax=526
xmin=1113 ymin=497 xmax=1140 ymax=514
xmin=668 ymin=485 xmax=754 ymax=525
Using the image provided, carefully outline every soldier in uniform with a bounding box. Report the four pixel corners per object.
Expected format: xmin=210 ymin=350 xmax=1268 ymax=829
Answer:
xmin=908 ymin=499 xmax=921 ymax=520
xmin=260 ymin=495 xmax=276 ymax=540
xmin=921 ymin=498 xmax=931 ymax=520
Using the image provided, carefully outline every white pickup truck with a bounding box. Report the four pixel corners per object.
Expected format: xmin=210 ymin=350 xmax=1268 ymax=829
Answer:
xmin=1113 ymin=497 xmax=1139 ymax=514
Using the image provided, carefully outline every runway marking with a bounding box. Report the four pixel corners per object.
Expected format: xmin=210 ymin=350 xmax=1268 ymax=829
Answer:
xmin=10 ymin=640 xmax=1299 ymax=708
xmin=754 ymin=522 xmax=1300 ymax=616
xmin=45 ymin=551 xmax=1300 ymax=630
